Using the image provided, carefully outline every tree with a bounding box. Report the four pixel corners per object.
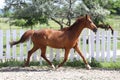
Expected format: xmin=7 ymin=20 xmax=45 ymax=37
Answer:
xmin=4 ymin=0 xmax=111 ymax=29
xmin=2 ymin=6 xmax=11 ymax=17
xmin=89 ymin=0 xmax=120 ymax=15
xmin=10 ymin=19 xmax=26 ymax=29
xmin=4 ymin=0 xmax=80 ymax=29
xmin=82 ymin=0 xmax=110 ymax=25
xmin=5 ymin=0 xmax=49 ymax=29
xmin=103 ymin=0 xmax=120 ymax=15
xmin=49 ymin=0 xmax=78 ymax=28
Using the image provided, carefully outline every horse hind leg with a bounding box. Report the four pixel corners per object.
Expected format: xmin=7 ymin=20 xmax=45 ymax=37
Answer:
xmin=40 ymin=47 xmax=55 ymax=69
xmin=24 ymin=46 xmax=38 ymax=67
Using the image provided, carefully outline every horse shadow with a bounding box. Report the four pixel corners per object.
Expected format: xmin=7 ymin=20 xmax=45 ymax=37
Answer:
xmin=0 ymin=67 xmax=53 ymax=72
xmin=0 ymin=67 xmax=119 ymax=72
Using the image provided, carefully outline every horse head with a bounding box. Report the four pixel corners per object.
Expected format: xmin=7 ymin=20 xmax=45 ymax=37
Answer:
xmin=80 ymin=14 xmax=98 ymax=33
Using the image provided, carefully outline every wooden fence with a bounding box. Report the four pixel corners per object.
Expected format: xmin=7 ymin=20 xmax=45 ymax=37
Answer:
xmin=0 ymin=29 xmax=118 ymax=63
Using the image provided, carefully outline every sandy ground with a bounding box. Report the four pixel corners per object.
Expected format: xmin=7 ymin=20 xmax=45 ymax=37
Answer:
xmin=0 ymin=67 xmax=120 ymax=80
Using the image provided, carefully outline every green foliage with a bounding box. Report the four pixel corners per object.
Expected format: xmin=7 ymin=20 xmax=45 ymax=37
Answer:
xmin=12 ymin=5 xmax=49 ymax=27
xmin=90 ymin=57 xmax=102 ymax=67
xmin=0 ymin=58 xmax=100 ymax=68
xmin=101 ymin=62 xmax=120 ymax=69
xmin=82 ymin=0 xmax=110 ymax=25
xmin=0 ymin=60 xmax=23 ymax=68
xmin=4 ymin=0 xmax=50 ymax=28
xmin=64 ymin=59 xmax=85 ymax=68
xmin=29 ymin=61 xmax=40 ymax=66
xmin=52 ymin=59 xmax=60 ymax=66
xmin=3 ymin=10 xmax=11 ymax=17
xmin=104 ymin=0 xmax=120 ymax=15
xmin=3 ymin=0 xmax=120 ymax=29
xmin=91 ymin=0 xmax=120 ymax=15
xmin=0 ymin=58 xmax=120 ymax=69
xmin=10 ymin=19 xmax=26 ymax=27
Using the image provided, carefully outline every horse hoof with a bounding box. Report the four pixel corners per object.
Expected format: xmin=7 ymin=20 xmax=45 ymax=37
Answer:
xmin=22 ymin=65 xmax=26 ymax=67
xmin=56 ymin=65 xmax=59 ymax=69
xmin=51 ymin=64 xmax=56 ymax=70
xmin=86 ymin=64 xmax=91 ymax=70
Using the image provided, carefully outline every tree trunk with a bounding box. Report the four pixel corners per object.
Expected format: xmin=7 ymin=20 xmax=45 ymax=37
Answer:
xmin=50 ymin=17 xmax=63 ymax=29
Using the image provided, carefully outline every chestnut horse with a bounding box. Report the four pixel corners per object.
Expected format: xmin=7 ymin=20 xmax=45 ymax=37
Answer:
xmin=10 ymin=15 xmax=97 ymax=69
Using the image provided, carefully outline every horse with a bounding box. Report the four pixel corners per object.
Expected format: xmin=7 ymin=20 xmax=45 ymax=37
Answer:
xmin=10 ymin=14 xmax=97 ymax=70
xmin=97 ymin=24 xmax=114 ymax=35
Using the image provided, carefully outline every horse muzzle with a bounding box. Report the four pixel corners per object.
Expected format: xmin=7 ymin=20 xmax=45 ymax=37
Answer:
xmin=93 ymin=28 xmax=97 ymax=33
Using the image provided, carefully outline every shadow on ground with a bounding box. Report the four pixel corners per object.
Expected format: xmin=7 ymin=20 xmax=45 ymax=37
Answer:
xmin=0 ymin=66 xmax=120 ymax=72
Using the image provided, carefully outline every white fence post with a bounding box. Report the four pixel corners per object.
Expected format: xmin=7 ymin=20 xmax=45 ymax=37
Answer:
xmin=39 ymin=50 xmax=43 ymax=65
xmin=32 ymin=50 xmax=37 ymax=61
xmin=76 ymin=50 xmax=80 ymax=60
xmin=96 ymin=31 xmax=100 ymax=61
xmin=106 ymin=31 xmax=111 ymax=62
xmin=90 ymin=31 xmax=95 ymax=58
xmin=55 ymin=49 xmax=60 ymax=61
xmin=26 ymin=37 xmax=31 ymax=52
xmin=19 ymin=30 xmax=24 ymax=61
xmin=12 ymin=30 xmax=17 ymax=59
xmin=76 ymin=37 xmax=80 ymax=60
xmin=101 ymin=31 xmax=105 ymax=61
xmin=82 ymin=30 xmax=87 ymax=58
xmin=49 ymin=48 xmax=54 ymax=62
xmin=6 ymin=30 xmax=11 ymax=60
xmin=0 ymin=30 xmax=3 ymax=60
xmin=88 ymin=30 xmax=91 ymax=61
xmin=113 ymin=31 xmax=117 ymax=62
xmin=70 ymin=48 xmax=74 ymax=62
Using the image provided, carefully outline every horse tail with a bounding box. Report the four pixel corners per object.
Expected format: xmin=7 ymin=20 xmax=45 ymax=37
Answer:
xmin=109 ymin=25 xmax=114 ymax=35
xmin=10 ymin=30 xmax=35 ymax=47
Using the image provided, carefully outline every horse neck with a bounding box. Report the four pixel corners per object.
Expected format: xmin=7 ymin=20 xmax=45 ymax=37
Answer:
xmin=68 ymin=22 xmax=85 ymax=40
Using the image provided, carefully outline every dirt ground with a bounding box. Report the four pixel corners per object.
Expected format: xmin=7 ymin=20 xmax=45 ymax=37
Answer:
xmin=0 ymin=67 xmax=120 ymax=80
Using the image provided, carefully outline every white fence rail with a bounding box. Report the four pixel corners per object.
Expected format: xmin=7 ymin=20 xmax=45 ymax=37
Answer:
xmin=0 ymin=30 xmax=118 ymax=62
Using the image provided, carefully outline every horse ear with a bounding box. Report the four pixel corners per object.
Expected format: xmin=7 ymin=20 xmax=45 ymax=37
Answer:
xmin=85 ymin=14 xmax=89 ymax=19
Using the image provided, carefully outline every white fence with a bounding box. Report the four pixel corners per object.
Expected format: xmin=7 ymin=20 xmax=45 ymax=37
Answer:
xmin=0 ymin=29 xmax=118 ymax=63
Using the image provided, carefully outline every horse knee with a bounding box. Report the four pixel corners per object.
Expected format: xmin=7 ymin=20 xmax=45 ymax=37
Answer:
xmin=63 ymin=58 xmax=68 ymax=62
xmin=28 ymin=50 xmax=31 ymax=54
xmin=27 ymin=50 xmax=33 ymax=57
xmin=41 ymin=54 xmax=43 ymax=57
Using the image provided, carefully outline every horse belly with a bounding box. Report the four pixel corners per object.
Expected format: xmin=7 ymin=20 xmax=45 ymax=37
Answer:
xmin=47 ymin=41 xmax=64 ymax=48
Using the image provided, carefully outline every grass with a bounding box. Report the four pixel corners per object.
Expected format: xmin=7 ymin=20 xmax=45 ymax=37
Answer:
xmin=0 ymin=60 xmax=24 ymax=67
xmin=101 ymin=62 xmax=120 ymax=69
xmin=117 ymin=42 xmax=120 ymax=49
xmin=0 ymin=58 xmax=120 ymax=69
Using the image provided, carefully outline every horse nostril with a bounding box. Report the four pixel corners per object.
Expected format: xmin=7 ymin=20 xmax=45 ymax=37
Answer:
xmin=93 ymin=28 xmax=97 ymax=33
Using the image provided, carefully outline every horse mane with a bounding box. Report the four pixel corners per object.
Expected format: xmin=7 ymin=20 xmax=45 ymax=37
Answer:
xmin=59 ymin=16 xmax=84 ymax=31
xmin=59 ymin=27 xmax=69 ymax=31
xmin=67 ymin=16 xmax=84 ymax=30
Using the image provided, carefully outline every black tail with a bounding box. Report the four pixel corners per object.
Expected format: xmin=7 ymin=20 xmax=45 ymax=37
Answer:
xmin=109 ymin=26 xmax=114 ymax=35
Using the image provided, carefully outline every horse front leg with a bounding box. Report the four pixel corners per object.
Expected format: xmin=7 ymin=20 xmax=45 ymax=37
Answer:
xmin=74 ymin=45 xmax=91 ymax=70
xmin=57 ymin=48 xmax=70 ymax=68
